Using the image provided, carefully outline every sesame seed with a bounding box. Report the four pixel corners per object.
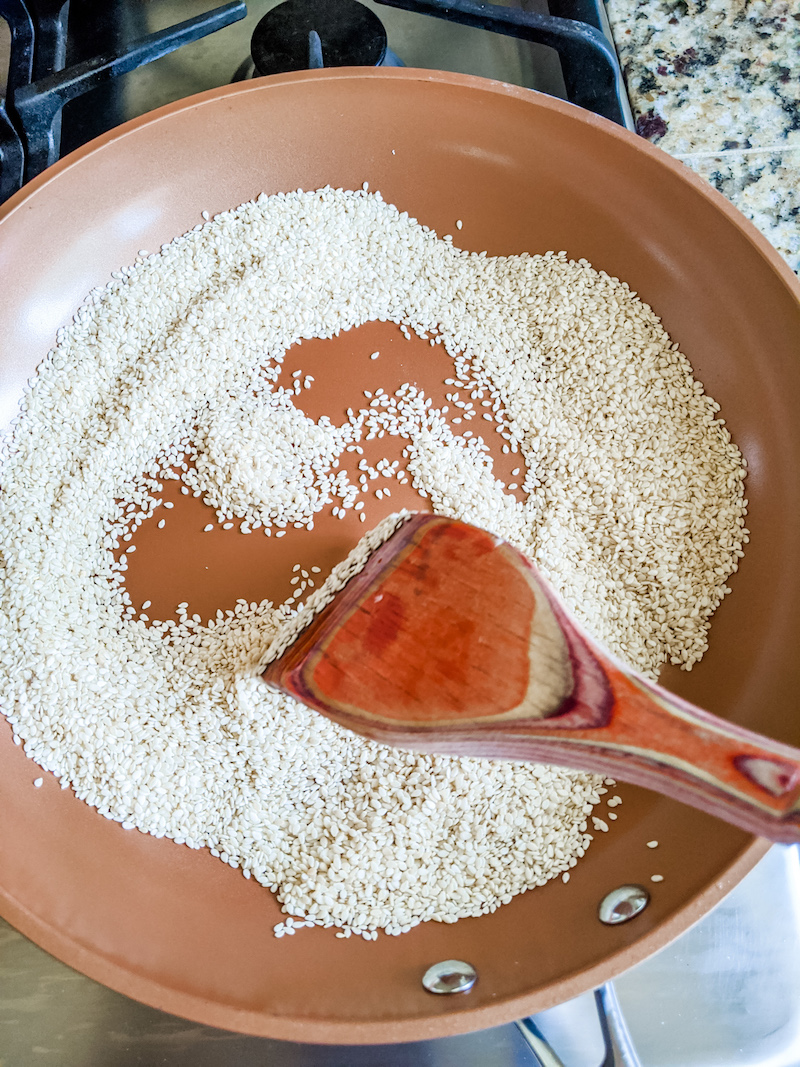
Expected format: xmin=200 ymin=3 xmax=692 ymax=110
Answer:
xmin=0 ymin=185 xmax=746 ymax=944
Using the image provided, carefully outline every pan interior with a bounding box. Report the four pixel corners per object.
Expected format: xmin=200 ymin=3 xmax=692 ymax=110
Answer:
xmin=0 ymin=70 xmax=797 ymax=1042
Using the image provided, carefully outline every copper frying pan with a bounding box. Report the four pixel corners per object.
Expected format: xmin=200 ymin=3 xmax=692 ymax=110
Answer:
xmin=0 ymin=69 xmax=798 ymax=1044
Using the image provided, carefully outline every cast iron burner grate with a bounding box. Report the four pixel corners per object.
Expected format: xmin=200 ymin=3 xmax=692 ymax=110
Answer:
xmin=239 ymin=0 xmax=628 ymax=127
xmin=377 ymin=0 xmax=629 ymax=123
xmin=0 ymin=0 xmax=632 ymax=205
xmin=0 ymin=0 xmax=247 ymax=203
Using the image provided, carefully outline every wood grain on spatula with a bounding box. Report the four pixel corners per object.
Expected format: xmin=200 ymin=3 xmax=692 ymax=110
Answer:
xmin=263 ymin=514 xmax=800 ymax=843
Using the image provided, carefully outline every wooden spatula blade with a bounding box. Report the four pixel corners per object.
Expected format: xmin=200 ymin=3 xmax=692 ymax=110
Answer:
xmin=263 ymin=514 xmax=575 ymax=728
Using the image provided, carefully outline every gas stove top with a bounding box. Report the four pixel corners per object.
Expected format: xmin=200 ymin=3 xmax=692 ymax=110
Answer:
xmin=0 ymin=0 xmax=633 ymax=204
xmin=1 ymin=4 xmax=791 ymax=1065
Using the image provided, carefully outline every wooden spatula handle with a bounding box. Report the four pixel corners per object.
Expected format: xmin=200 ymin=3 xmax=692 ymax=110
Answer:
xmin=465 ymin=557 xmax=800 ymax=842
xmin=451 ymin=642 xmax=800 ymax=843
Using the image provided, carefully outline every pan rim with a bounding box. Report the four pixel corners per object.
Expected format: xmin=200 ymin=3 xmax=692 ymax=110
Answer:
xmin=0 ymin=66 xmax=790 ymax=1043
xmin=0 ymin=838 xmax=769 ymax=1042
xmin=1 ymin=68 xmax=798 ymax=304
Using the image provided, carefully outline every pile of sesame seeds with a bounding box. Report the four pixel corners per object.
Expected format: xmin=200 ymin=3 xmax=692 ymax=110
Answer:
xmin=0 ymin=187 xmax=747 ymax=939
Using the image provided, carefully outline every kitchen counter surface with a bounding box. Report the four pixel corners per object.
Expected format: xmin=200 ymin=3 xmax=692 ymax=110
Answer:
xmin=606 ymin=0 xmax=800 ymax=274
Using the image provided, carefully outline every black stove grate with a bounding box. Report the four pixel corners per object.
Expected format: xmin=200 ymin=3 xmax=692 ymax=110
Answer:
xmin=375 ymin=0 xmax=627 ymax=124
xmin=0 ymin=0 xmax=631 ymax=205
xmin=0 ymin=0 xmax=246 ymax=202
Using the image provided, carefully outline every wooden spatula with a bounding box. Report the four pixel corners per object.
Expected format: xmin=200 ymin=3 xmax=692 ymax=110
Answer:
xmin=263 ymin=513 xmax=800 ymax=843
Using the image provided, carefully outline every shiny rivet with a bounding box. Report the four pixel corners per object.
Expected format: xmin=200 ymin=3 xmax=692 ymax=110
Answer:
xmin=598 ymin=884 xmax=650 ymax=925
xmin=422 ymin=959 xmax=477 ymax=995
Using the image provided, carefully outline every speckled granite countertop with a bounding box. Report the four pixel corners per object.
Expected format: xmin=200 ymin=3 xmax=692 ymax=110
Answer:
xmin=605 ymin=0 xmax=800 ymax=274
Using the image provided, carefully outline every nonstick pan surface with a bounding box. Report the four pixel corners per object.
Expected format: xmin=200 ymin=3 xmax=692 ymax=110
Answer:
xmin=0 ymin=69 xmax=798 ymax=1043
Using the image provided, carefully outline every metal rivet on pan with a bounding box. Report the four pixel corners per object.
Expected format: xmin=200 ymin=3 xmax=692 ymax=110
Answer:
xmin=422 ymin=959 xmax=477 ymax=995
xmin=598 ymin=884 xmax=650 ymax=925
